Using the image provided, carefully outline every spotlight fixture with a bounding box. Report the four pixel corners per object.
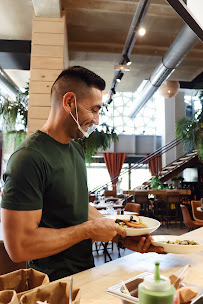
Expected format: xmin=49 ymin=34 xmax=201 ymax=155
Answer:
xmin=138 ymin=27 xmax=146 ymax=36
xmin=116 ymin=72 xmax=124 ymax=82
xmin=114 ymin=65 xmax=130 ymax=71
xmin=111 ymin=88 xmax=116 ymax=95
xmin=123 ymin=54 xmax=132 ymax=65
xmin=107 ymin=98 xmax=113 ymax=105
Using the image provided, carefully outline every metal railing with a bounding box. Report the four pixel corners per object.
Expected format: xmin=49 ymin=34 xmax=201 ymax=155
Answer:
xmin=89 ymin=137 xmax=183 ymax=194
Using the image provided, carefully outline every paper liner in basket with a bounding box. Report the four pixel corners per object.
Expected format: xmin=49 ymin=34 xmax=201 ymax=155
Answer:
xmin=169 ymin=265 xmax=199 ymax=304
xmin=0 ymin=290 xmax=18 ymax=304
xmin=19 ymin=280 xmax=81 ymax=304
xmin=0 ymin=268 xmax=49 ymax=300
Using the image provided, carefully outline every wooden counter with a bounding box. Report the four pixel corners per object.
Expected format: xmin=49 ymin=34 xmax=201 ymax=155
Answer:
xmin=123 ymin=189 xmax=191 ymax=196
xmin=62 ymin=227 xmax=203 ymax=304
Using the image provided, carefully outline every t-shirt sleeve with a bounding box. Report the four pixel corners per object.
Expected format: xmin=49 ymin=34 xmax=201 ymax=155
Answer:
xmin=1 ymin=148 xmax=46 ymax=211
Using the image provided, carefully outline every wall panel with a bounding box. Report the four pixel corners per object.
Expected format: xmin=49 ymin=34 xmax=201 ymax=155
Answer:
xmin=28 ymin=11 xmax=67 ymax=134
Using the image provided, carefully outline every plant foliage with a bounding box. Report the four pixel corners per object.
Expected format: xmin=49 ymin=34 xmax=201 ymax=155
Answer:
xmin=76 ymin=123 xmax=118 ymax=163
xmin=176 ymin=90 xmax=203 ymax=161
xmin=150 ymin=175 xmax=165 ymax=190
xmin=0 ymin=82 xmax=28 ymax=131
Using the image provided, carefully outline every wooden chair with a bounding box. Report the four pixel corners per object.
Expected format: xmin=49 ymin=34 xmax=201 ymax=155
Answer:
xmin=104 ymin=190 xmax=117 ymax=197
xmin=133 ymin=191 xmax=151 ymax=216
xmin=191 ymin=200 xmax=203 ymax=221
xmin=180 ymin=205 xmax=203 ymax=231
xmin=124 ymin=203 xmax=141 ymax=215
xmin=163 ymin=191 xmax=181 ymax=228
xmin=153 ymin=194 xmax=166 ymax=224
xmin=0 ymin=241 xmax=26 ymax=275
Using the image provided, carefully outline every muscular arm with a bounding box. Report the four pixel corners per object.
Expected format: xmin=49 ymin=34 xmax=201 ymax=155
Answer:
xmin=88 ymin=204 xmax=103 ymax=220
xmin=1 ymin=208 xmax=126 ymax=263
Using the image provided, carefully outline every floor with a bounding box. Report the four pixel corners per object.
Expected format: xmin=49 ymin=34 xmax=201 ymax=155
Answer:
xmin=93 ymin=223 xmax=189 ymax=266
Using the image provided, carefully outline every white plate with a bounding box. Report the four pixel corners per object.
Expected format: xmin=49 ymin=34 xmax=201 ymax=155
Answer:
xmin=151 ymin=235 xmax=203 ymax=254
xmin=106 ymin=215 xmax=160 ymax=236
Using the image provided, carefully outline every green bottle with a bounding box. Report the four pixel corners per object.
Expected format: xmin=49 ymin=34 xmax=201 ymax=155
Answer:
xmin=138 ymin=262 xmax=176 ymax=304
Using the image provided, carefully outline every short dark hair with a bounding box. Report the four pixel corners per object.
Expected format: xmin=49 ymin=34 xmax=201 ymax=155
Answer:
xmin=51 ymin=66 xmax=106 ymax=103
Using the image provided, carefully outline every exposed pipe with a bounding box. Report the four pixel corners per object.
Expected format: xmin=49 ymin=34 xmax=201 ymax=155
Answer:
xmin=129 ymin=24 xmax=199 ymax=118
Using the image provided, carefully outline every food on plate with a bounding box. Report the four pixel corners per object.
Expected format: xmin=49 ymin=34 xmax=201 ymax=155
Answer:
xmin=158 ymin=240 xmax=199 ymax=245
xmin=115 ymin=216 xmax=148 ymax=229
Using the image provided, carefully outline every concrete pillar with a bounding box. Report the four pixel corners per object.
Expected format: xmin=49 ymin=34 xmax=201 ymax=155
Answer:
xmin=162 ymin=90 xmax=185 ymax=167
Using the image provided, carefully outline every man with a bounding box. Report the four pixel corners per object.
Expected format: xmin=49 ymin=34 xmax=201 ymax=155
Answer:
xmin=1 ymin=66 xmax=163 ymax=281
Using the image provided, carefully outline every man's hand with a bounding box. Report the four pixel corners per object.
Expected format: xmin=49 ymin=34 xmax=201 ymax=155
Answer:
xmin=87 ymin=218 xmax=126 ymax=243
xmin=123 ymin=235 xmax=165 ymax=254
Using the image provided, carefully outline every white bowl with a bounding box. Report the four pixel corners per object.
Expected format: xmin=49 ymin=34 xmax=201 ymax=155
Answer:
xmin=106 ymin=215 xmax=160 ymax=236
xmin=151 ymin=235 xmax=203 ymax=254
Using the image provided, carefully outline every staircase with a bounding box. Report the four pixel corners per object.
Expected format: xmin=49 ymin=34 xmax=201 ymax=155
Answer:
xmin=143 ymin=150 xmax=199 ymax=186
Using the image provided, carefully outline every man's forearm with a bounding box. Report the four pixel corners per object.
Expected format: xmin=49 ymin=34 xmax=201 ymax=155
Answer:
xmin=5 ymin=221 xmax=92 ymax=263
xmin=88 ymin=204 xmax=103 ymax=220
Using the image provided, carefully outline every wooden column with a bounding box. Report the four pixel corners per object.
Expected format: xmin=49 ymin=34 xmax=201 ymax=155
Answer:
xmin=28 ymin=11 xmax=68 ymax=136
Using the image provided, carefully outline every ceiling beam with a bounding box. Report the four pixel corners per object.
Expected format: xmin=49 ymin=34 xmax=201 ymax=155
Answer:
xmin=68 ymin=41 xmax=203 ymax=58
xmin=32 ymin=0 xmax=62 ymax=18
xmin=63 ymin=0 xmax=177 ymax=17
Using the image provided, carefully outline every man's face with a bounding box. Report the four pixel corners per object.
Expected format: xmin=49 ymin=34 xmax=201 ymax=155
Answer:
xmin=74 ymin=87 xmax=102 ymax=138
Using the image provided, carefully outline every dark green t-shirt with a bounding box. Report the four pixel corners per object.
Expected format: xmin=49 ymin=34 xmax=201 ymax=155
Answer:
xmin=1 ymin=130 xmax=94 ymax=281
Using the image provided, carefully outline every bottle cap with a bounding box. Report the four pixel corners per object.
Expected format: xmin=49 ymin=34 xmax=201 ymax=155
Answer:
xmin=144 ymin=262 xmax=171 ymax=292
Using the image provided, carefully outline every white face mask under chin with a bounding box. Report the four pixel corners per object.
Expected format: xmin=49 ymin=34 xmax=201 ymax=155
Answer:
xmin=69 ymin=109 xmax=96 ymax=138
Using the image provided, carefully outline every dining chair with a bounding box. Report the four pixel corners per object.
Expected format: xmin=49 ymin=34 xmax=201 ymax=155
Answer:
xmin=191 ymin=200 xmax=203 ymax=221
xmin=104 ymin=190 xmax=117 ymax=197
xmin=124 ymin=203 xmax=141 ymax=215
xmin=133 ymin=191 xmax=151 ymax=217
xmin=0 ymin=241 xmax=26 ymax=275
xmin=153 ymin=194 xmax=166 ymax=224
xmin=163 ymin=191 xmax=181 ymax=228
xmin=180 ymin=204 xmax=203 ymax=231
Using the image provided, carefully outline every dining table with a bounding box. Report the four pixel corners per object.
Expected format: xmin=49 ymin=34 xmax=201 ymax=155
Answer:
xmin=60 ymin=227 xmax=203 ymax=304
xmin=89 ymin=201 xmax=124 ymax=210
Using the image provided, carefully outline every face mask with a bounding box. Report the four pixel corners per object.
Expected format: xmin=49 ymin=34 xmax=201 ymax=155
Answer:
xmin=69 ymin=96 xmax=96 ymax=138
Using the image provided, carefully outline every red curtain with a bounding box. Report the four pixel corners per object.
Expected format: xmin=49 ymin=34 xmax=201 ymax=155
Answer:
xmin=103 ymin=152 xmax=126 ymax=191
xmin=146 ymin=153 xmax=162 ymax=176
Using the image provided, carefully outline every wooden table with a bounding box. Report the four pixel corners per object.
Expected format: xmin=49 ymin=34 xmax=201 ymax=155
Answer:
xmin=61 ymin=227 xmax=203 ymax=304
xmin=89 ymin=202 xmax=124 ymax=210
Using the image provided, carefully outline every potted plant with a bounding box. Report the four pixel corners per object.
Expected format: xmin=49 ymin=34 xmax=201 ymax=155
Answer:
xmin=176 ymin=90 xmax=203 ymax=161
xmin=171 ymin=175 xmax=184 ymax=189
xmin=150 ymin=175 xmax=165 ymax=190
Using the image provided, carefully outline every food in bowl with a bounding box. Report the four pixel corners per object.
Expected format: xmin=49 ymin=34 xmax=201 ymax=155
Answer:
xmin=158 ymin=240 xmax=199 ymax=245
xmin=115 ymin=215 xmax=148 ymax=229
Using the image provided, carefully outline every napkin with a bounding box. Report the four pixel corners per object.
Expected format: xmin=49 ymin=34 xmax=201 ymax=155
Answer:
xmin=19 ymin=280 xmax=81 ymax=304
xmin=0 ymin=290 xmax=18 ymax=304
xmin=0 ymin=269 xmax=49 ymax=299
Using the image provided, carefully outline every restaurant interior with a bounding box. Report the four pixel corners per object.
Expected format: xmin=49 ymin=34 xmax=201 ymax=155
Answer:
xmin=0 ymin=0 xmax=203 ymax=303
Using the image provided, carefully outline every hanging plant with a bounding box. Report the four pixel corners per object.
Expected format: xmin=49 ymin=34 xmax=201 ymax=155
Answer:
xmin=0 ymin=82 xmax=28 ymax=131
xmin=176 ymin=90 xmax=203 ymax=161
xmin=0 ymin=82 xmax=28 ymax=153
xmin=76 ymin=123 xmax=118 ymax=163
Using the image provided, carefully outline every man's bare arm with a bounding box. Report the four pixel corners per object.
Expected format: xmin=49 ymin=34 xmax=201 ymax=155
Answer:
xmin=88 ymin=204 xmax=103 ymax=220
xmin=1 ymin=208 xmax=126 ymax=263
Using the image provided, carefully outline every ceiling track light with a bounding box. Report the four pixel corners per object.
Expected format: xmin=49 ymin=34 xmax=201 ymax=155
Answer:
xmin=123 ymin=54 xmax=132 ymax=65
xmin=111 ymin=87 xmax=116 ymax=95
xmin=116 ymin=72 xmax=124 ymax=82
